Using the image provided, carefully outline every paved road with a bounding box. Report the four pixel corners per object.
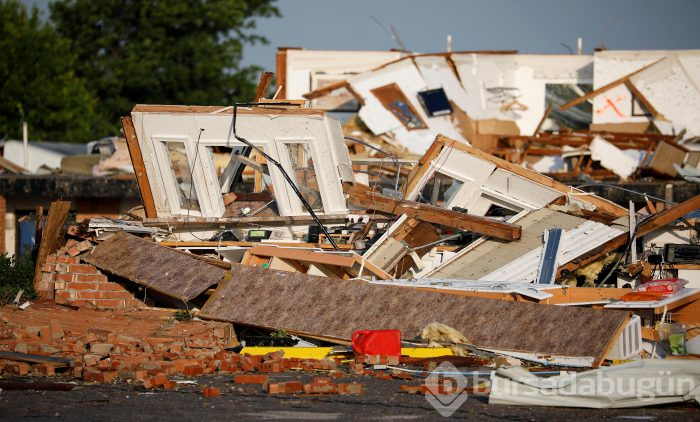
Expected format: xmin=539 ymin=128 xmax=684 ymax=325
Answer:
xmin=1 ymin=373 xmax=698 ymax=421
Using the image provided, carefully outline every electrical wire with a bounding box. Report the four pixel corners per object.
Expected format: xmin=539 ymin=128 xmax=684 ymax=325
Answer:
xmin=573 ymin=183 xmax=677 ymax=205
xmin=229 ymin=102 xmax=339 ymax=250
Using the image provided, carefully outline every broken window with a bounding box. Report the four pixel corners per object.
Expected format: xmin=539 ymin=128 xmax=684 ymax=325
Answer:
xmin=285 ymin=143 xmax=323 ymax=211
xmin=545 ymin=84 xmax=593 ymax=130
xmin=417 ymin=173 xmax=463 ymax=207
xmin=210 ymin=146 xmax=272 ymax=195
xmin=370 ymin=83 xmax=427 ymax=130
xmin=163 ymin=141 xmax=200 ymax=211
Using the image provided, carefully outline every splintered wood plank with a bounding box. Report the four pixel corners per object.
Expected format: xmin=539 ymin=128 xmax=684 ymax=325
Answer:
xmin=345 ymin=183 xmax=521 ymax=241
xmin=200 ymin=264 xmax=630 ymax=365
xmin=82 ymin=231 xmax=227 ymax=302
xmin=121 ymin=116 xmax=157 ymax=218
xmin=33 ymin=201 xmax=71 ymax=290
xmin=253 ymin=71 xmax=274 ymax=101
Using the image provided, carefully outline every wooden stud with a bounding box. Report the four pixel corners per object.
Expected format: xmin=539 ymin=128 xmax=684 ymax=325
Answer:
xmin=121 ymin=116 xmax=157 ymax=218
xmin=253 ymin=71 xmax=274 ymax=102
xmin=345 ymin=182 xmax=521 ymax=241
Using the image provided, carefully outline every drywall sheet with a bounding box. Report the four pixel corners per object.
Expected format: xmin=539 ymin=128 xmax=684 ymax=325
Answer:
xmin=201 ymin=263 xmax=629 ymax=360
xmin=83 ymin=231 xmax=227 ymax=301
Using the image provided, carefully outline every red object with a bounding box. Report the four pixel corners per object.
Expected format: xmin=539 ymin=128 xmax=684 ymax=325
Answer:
xmin=352 ymin=330 xmax=401 ymax=357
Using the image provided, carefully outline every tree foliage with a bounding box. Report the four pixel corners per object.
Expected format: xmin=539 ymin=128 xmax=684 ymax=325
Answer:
xmin=50 ymin=0 xmax=279 ymax=137
xmin=0 ymin=0 xmax=96 ymax=141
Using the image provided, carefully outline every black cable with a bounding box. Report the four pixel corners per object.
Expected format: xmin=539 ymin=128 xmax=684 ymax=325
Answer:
xmin=184 ymin=128 xmax=208 ymax=241
xmin=230 ymin=102 xmax=340 ymax=250
xmin=596 ymin=216 xmax=645 ymax=287
xmin=573 ymin=183 xmax=677 ymax=205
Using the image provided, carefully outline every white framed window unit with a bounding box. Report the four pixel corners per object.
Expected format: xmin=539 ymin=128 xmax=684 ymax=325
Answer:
xmin=130 ymin=106 xmax=353 ymax=219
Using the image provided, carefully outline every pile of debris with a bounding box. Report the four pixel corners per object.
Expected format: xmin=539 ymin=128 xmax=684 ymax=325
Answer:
xmin=2 ymin=87 xmax=700 ymax=409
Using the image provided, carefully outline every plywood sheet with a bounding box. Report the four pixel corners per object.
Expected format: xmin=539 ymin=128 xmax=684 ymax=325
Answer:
xmin=201 ymin=264 xmax=629 ymax=360
xmin=83 ymin=231 xmax=226 ymax=301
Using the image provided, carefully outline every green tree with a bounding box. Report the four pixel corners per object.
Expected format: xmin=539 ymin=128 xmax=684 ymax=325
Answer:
xmin=0 ymin=0 xmax=96 ymax=142
xmin=50 ymin=0 xmax=279 ymax=136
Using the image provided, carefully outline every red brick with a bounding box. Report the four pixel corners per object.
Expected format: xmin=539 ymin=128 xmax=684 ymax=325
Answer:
xmin=259 ymin=362 xmax=282 ymax=373
xmin=66 ymin=282 xmax=98 ymax=291
xmin=5 ymin=361 xmax=30 ymax=375
xmin=76 ymin=291 xmax=103 ymax=300
xmin=56 ymin=256 xmax=80 ymax=264
xmin=98 ymin=282 xmax=128 ymax=292
xmin=163 ymin=380 xmax=177 ymax=390
xmin=32 ymin=363 xmax=56 ymax=376
xmin=234 ymin=374 xmax=268 ymax=385
xmin=312 ymin=377 xmax=333 ymax=385
xmin=55 ymin=273 xmax=73 ymax=283
xmin=41 ymin=272 xmax=55 ymax=282
xmin=338 ymin=383 xmax=365 ymax=395
xmin=46 ymin=255 xmax=57 ymax=264
xmin=69 ymin=264 xmax=98 ymax=274
xmin=266 ymin=381 xmax=303 ymax=395
xmin=202 ymin=387 xmax=220 ymax=397
xmin=75 ymin=274 xmax=108 ymax=283
xmin=399 ymin=385 xmax=423 ymax=394
xmin=93 ymin=299 xmax=126 ymax=309
xmin=83 ymin=369 xmax=117 ymax=383
xmin=41 ymin=263 xmax=55 ymax=273
xmin=303 ymin=383 xmax=337 ymax=394
xmin=183 ymin=365 xmax=203 ymax=376
xmin=76 ymin=240 xmax=93 ymax=252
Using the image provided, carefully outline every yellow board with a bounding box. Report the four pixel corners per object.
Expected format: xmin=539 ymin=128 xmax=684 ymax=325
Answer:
xmin=240 ymin=347 xmax=333 ymax=359
xmin=240 ymin=346 xmax=455 ymax=359
xmin=401 ymin=347 xmax=454 ymax=358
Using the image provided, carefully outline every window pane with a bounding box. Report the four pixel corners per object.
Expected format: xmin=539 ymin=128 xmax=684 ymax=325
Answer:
xmin=286 ymin=143 xmax=323 ymax=212
xmin=165 ymin=142 xmax=200 ymax=211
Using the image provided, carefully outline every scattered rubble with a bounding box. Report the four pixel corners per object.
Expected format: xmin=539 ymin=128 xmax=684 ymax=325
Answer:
xmin=1 ymin=56 xmax=700 ymax=413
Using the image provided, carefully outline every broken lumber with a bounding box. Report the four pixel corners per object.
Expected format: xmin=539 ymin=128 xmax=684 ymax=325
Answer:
xmin=33 ymin=201 xmax=71 ymax=292
xmin=247 ymin=245 xmax=392 ymax=280
xmin=344 ymin=183 xmax=521 ymax=241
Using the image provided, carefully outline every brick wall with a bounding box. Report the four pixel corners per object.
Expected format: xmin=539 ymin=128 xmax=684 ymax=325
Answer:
xmin=39 ymin=250 xmax=144 ymax=310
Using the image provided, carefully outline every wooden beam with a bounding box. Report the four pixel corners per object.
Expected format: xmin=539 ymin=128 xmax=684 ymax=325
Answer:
xmin=159 ymin=240 xmax=354 ymax=250
xmin=624 ymin=80 xmax=660 ymax=118
xmin=345 ymin=183 xmax=521 ymax=241
xmin=33 ymin=201 xmax=71 ymax=292
xmin=249 ymin=245 xmax=391 ymax=279
xmin=142 ymin=214 xmax=347 ymax=227
xmin=253 ymin=71 xmax=274 ymax=102
xmin=559 ymin=194 xmax=700 ymax=274
xmin=302 ymin=79 xmax=349 ymax=100
xmin=433 ymin=135 xmax=628 ymax=218
xmin=121 ymin=116 xmax=157 ymax=218
xmin=532 ymin=104 xmax=552 ymax=136
xmin=559 ymin=58 xmax=665 ymax=111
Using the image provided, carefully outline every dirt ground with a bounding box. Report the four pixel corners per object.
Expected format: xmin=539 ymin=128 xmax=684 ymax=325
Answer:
xmin=1 ymin=372 xmax=699 ymax=421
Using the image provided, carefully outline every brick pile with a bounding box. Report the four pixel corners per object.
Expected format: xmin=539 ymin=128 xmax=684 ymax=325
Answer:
xmin=0 ymin=302 xmax=370 ymax=391
xmin=37 ymin=240 xmax=143 ymax=310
